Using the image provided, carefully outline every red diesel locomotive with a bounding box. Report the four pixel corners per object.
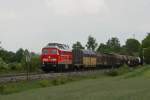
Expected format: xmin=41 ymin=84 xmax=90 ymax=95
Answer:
xmin=41 ymin=43 xmax=72 ymax=72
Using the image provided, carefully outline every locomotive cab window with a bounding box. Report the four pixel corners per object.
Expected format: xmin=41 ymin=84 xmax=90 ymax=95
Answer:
xmin=50 ymin=49 xmax=57 ymax=54
xmin=42 ymin=49 xmax=49 ymax=54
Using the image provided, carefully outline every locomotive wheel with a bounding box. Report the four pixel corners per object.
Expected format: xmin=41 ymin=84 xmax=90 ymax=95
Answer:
xmin=59 ymin=65 xmax=65 ymax=72
xmin=42 ymin=67 xmax=51 ymax=73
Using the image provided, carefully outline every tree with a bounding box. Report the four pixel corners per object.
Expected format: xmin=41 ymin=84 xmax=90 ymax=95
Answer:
xmin=72 ymin=41 xmax=84 ymax=50
xmin=125 ymin=38 xmax=141 ymax=56
xmin=14 ymin=48 xmax=24 ymax=63
xmin=0 ymin=49 xmax=16 ymax=63
xmin=143 ymin=47 xmax=150 ymax=64
xmin=142 ymin=33 xmax=150 ymax=64
xmin=142 ymin=33 xmax=150 ymax=48
xmin=86 ymin=35 xmax=98 ymax=51
xmin=0 ymin=57 xmax=8 ymax=71
xmin=119 ymin=45 xmax=128 ymax=55
xmin=106 ymin=37 xmax=121 ymax=53
xmin=97 ymin=43 xmax=109 ymax=53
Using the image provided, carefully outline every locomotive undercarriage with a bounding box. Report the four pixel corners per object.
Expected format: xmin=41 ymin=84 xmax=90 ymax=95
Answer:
xmin=42 ymin=63 xmax=124 ymax=73
xmin=42 ymin=62 xmax=73 ymax=72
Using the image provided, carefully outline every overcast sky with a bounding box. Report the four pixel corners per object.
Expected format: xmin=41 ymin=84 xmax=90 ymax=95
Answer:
xmin=0 ymin=0 xmax=149 ymax=52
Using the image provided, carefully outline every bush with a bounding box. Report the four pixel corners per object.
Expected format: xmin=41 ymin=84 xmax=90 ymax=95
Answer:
xmin=20 ymin=55 xmax=41 ymax=72
xmin=106 ymin=65 xmax=131 ymax=77
xmin=51 ymin=79 xmax=62 ymax=86
xmin=30 ymin=56 xmax=41 ymax=72
xmin=8 ymin=63 xmax=23 ymax=71
xmin=118 ymin=64 xmax=131 ymax=74
xmin=51 ymin=77 xmax=68 ymax=86
xmin=0 ymin=58 xmax=8 ymax=71
xmin=39 ymin=80 xmax=50 ymax=87
xmin=106 ymin=69 xmax=119 ymax=76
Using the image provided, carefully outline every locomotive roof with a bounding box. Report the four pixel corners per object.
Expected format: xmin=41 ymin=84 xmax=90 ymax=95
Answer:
xmin=44 ymin=43 xmax=71 ymax=51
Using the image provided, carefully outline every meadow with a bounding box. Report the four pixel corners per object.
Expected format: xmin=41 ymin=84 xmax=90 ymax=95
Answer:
xmin=0 ymin=65 xmax=150 ymax=100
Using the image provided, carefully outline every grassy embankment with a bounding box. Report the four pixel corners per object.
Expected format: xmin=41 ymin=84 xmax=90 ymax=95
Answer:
xmin=0 ymin=65 xmax=150 ymax=100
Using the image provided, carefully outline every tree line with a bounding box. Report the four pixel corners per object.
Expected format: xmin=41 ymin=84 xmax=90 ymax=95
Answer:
xmin=0 ymin=48 xmax=40 ymax=72
xmin=72 ymin=33 xmax=150 ymax=64
xmin=0 ymin=33 xmax=150 ymax=73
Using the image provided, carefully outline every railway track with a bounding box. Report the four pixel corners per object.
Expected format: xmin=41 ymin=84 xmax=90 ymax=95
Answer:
xmin=0 ymin=70 xmax=108 ymax=83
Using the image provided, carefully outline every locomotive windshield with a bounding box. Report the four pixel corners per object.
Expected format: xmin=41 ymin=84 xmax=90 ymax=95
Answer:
xmin=42 ymin=49 xmax=57 ymax=54
xmin=42 ymin=49 xmax=48 ymax=54
xmin=50 ymin=49 xmax=57 ymax=54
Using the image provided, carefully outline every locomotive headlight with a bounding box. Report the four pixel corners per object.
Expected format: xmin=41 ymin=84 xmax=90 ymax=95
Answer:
xmin=51 ymin=58 xmax=57 ymax=61
xmin=43 ymin=58 xmax=48 ymax=62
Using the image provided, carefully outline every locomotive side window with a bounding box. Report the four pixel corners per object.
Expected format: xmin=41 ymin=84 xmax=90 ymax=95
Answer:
xmin=42 ymin=49 xmax=48 ymax=54
xmin=50 ymin=49 xmax=57 ymax=54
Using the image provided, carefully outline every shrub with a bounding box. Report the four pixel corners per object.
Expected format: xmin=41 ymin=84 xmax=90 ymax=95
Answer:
xmin=7 ymin=63 xmax=23 ymax=71
xmin=39 ymin=80 xmax=50 ymax=87
xmin=0 ymin=58 xmax=8 ymax=71
xmin=51 ymin=79 xmax=60 ymax=86
xmin=59 ymin=77 xmax=67 ymax=84
xmin=51 ymin=77 xmax=68 ymax=86
xmin=20 ymin=55 xmax=41 ymax=72
xmin=30 ymin=56 xmax=41 ymax=72
xmin=106 ymin=64 xmax=130 ymax=77
xmin=118 ymin=64 xmax=131 ymax=74
xmin=106 ymin=69 xmax=119 ymax=76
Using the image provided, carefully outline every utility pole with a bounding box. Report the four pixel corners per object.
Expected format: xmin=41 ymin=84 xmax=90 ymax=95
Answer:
xmin=24 ymin=49 xmax=31 ymax=80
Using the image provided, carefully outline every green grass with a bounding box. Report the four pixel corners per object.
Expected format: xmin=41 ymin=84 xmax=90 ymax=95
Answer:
xmin=1 ymin=65 xmax=150 ymax=100
xmin=0 ymin=71 xmax=107 ymax=95
xmin=123 ymin=65 xmax=150 ymax=78
xmin=0 ymin=80 xmax=47 ymax=95
xmin=1 ymin=76 xmax=150 ymax=100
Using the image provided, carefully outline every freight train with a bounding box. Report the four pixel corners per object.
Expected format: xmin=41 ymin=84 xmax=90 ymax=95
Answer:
xmin=41 ymin=43 xmax=141 ymax=72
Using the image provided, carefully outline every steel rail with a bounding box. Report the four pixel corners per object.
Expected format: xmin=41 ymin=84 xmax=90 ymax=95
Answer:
xmin=0 ymin=69 xmax=108 ymax=83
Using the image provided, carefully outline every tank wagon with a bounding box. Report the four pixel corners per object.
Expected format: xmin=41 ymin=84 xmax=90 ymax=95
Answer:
xmin=41 ymin=43 xmax=141 ymax=72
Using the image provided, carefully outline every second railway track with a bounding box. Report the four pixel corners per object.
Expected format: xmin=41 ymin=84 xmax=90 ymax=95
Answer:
xmin=0 ymin=70 xmax=108 ymax=83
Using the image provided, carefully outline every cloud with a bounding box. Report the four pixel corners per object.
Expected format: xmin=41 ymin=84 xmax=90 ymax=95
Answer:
xmin=0 ymin=0 xmax=149 ymax=52
xmin=46 ymin=0 xmax=108 ymax=16
xmin=0 ymin=10 xmax=16 ymax=21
